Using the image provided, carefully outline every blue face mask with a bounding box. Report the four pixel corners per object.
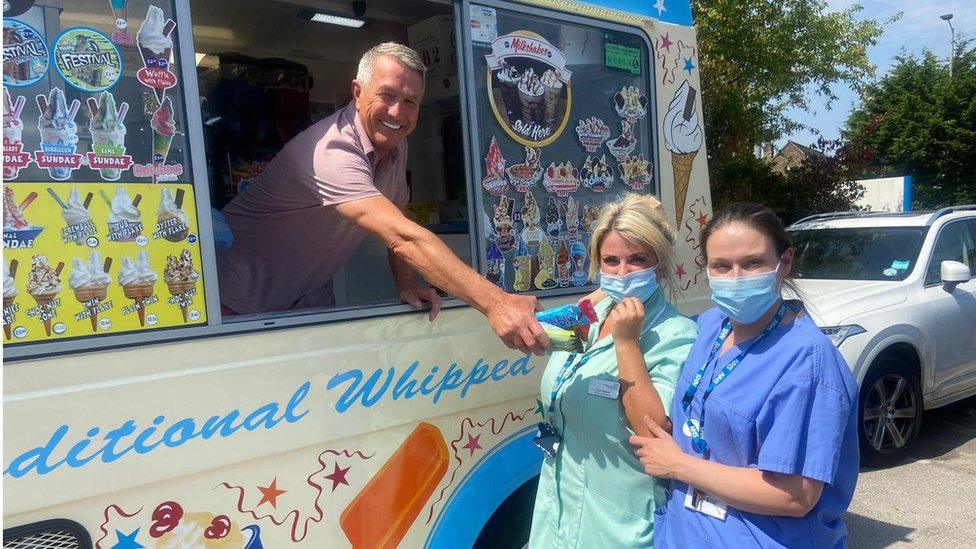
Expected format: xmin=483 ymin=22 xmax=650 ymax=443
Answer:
xmin=600 ymin=267 xmax=659 ymax=303
xmin=708 ymin=262 xmax=782 ymax=323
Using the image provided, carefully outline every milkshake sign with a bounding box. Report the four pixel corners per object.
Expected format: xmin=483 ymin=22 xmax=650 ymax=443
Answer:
xmin=485 ymin=31 xmax=573 ymax=148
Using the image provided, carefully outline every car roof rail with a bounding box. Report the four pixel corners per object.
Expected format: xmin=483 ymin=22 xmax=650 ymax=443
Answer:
xmin=926 ymin=205 xmax=976 ymax=226
xmin=790 ymin=211 xmax=861 ymax=226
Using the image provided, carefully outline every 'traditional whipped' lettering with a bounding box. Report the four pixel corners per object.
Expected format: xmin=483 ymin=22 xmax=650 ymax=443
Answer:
xmin=3 ymin=382 xmax=310 ymax=478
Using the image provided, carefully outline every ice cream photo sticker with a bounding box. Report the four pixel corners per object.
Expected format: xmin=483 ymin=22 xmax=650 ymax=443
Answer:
xmin=664 ymin=81 xmax=703 ymax=226
xmin=3 ymin=187 xmax=42 ymax=249
xmin=26 ymin=254 xmax=64 ymax=337
xmin=482 ymin=136 xmax=509 ymax=196
xmin=576 ymin=117 xmax=611 ymax=153
xmin=543 ymin=161 xmax=580 ymax=197
xmin=3 ymin=19 xmax=48 ymax=87
xmin=133 ymin=96 xmax=183 ymax=182
xmin=485 ymin=32 xmax=573 ymax=147
xmin=87 ymin=91 xmax=132 ymax=181
xmin=102 ymin=187 xmax=143 ymax=243
xmin=52 ymin=27 xmax=122 ymax=93
xmin=50 ymin=187 xmax=97 ymax=246
xmin=4 ymin=88 xmax=32 ymax=179
xmin=136 ymin=5 xmax=177 ymax=102
xmin=154 ymin=187 xmax=190 ymax=242
xmin=108 ymin=0 xmax=135 ymax=45
xmin=614 ymin=85 xmax=648 ymax=123
xmin=506 ymin=146 xmax=542 ymax=193
xmin=580 ymin=154 xmax=614 ymax=192
xmin=70 ymin=251 xmax=113 ymax=333
xmin=33 ymin=88 xmax=83 ymax=181
xmin=4 ymin=259 xmax=19 ymax=340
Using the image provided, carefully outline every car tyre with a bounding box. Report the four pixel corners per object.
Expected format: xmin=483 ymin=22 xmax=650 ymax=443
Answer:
xmin=858 ymin=357 xmax=923 ymax=468
xmin=474 ymin=476 xmax=538 ymax=549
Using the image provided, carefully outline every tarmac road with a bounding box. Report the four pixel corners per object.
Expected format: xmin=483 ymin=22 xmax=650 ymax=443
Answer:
xmin=847 ymin=395 xmax=976 ymax=548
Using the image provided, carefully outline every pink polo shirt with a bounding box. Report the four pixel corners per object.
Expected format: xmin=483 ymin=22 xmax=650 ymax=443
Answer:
xmin=217 ymin=102 xmax=409 ymax=314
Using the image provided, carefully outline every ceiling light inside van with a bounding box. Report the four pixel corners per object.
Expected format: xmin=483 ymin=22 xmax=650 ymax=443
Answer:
xmin=300 ymin=10 xmax=366 ymax=28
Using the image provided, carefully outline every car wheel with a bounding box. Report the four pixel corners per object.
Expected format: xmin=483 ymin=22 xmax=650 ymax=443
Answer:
xmin=473 ymin=476 xmax=539 ymax=549
xmin=858 ymin=357 xmax=923 ymax=467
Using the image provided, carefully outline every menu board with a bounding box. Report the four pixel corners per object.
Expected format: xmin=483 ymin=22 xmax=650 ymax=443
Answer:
xmin=3 ymin=1 xmax=204 ymax=346
xmin=3 ymin=182 xmax=206 ymax=343
xmin=468 ymin=6 xmax=655 ymax=294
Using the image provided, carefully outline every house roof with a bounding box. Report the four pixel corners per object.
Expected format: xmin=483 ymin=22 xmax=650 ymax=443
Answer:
xmin=782 ymin=140 xmax=827 ymax=159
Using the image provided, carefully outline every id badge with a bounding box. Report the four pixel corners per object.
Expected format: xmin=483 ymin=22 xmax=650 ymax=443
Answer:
xmin=532 ymin=422 xmax=561 ymax=459
xmin=684 ymin=488 xmax=728 ymax=520
xmin=587 ymin=379 xmax=620 ymax=399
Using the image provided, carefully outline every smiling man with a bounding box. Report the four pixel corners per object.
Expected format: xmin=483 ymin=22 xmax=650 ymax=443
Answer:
xmin=217 ymin=43 xmax=549 ymax=355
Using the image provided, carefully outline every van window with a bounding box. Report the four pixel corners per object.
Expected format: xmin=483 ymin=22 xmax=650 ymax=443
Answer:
xmin=464 ymin=4 xmax=657 ymax=293
xmin=190 ymin=1 xmax=467 ymax=319
xmin=4 ymin=0 xmax=208 ymax=352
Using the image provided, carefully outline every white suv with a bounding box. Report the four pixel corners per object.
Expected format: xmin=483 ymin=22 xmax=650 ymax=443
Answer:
xmin=786 ymin=205 xmax=976 ymax=467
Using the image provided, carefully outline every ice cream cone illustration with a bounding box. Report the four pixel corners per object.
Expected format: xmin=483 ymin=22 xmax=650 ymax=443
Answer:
xmin=36 ymin=88 xmax=80 ymax=181
xmin=136 ymin=5 xmax=176 ymax=102
xmin=163 ymin=250 xmax=199 ymax=323
xmin=118 ymin=250 xmax=157 ymax=326
xmin=156 ymin=187 xmax=189 ymax=242
xmin=26 ymin=255 xmax=63 ymax=337
xmin=70 ymin=252 xmax=112 ymax=333
xmin=149 ymin=97 xmax=177 ymax=181
xmin=664 ymin=81 xmax=703 ymax=226
xmin=4 ymin=260 xmax=18 ymax=340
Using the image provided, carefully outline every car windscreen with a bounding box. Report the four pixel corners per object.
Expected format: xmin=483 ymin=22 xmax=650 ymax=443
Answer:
xmin=789 ymin=227 xmax=927 ymax=281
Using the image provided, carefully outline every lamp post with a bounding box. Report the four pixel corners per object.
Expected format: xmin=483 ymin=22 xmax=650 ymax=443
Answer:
xmin=941 ymin=13 xmax=955 ymax=78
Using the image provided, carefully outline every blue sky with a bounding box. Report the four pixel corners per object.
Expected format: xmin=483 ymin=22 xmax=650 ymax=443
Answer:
xmin=777 ymin=0 xmax=974 ymax=150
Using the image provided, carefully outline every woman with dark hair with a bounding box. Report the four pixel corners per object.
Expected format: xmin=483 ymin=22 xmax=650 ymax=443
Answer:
xmin=629 ymin=202 xmax=859 ymax=547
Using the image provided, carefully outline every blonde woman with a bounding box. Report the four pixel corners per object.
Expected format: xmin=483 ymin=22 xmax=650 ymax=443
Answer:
xmin=529 ymin=193 xmax=698 ymax=548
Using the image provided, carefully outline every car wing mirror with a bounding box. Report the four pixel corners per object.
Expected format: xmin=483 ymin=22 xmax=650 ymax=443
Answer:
xmin=941 ymin=260 xmax=972 ymax=292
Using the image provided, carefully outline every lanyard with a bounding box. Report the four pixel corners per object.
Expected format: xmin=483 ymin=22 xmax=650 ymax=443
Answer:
xmin=680 ymin=302 xmax=788 ymax=450
xmin=546 ymin=304 xmax=666 ymax=423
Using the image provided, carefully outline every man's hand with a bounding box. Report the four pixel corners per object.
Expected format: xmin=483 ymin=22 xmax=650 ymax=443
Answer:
xmin=486 ymin=293 xmax=551 ymax=356
xmin=399 ymin=286 xmax=443 ymax=321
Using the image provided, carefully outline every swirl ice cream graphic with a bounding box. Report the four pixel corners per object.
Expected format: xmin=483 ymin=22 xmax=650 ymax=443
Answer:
xmin=27 ymin=254 xmax=64 ymax=337
xmin=54 ymin=187 xmax=96 ymax=245
xmin=481 ymin=136 xmax=508 ymax=196
xmin=156 ymin=187 xmax=190 ymax=242
xmin=164 ymin=249 xmax=199 ymax=322
xmin=118 ymin=250 xmax=157 ymax=326
xmin=34 ymin=88 xmax=82 ymax=181
xmin=70 ymin=251 xmax=112 ymax=332
xmin=664 ymin=81 xmax=703 ymax=226
xmin=87 ymin=91 xmax=131 ymax=181
xmin=103 ymin=187 xmax=143 ymax=242
xmin=149 ymin=96 xmax=178 ymax=182
xmin=4 ymin=260 xmax=18 ymax=340
xmin=3 ymin=88 xmax=31 ymax=179
xmin=136 ymin=5 xmax=177 ymax=101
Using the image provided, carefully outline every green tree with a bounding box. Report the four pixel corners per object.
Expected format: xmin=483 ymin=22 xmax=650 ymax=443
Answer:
xmin=693 ymin=0 xmax=889 ymax=210
xmin=845 ymin=43 xmax=976 ymax=208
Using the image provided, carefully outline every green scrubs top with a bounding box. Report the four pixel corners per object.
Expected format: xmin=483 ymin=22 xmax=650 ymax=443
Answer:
xmin=528 ymin=289 xmax=698 ymax=548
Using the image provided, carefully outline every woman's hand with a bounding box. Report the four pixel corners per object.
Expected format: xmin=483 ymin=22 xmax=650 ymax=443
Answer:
xmin=629 ymin=416 xmax=690 ymax=480
xmin=608 ymin=297 xmax=644 ymax=342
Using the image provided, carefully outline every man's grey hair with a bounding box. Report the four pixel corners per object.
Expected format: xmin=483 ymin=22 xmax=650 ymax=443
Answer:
xmin=356 ymin=42 xmax=427 ymax=90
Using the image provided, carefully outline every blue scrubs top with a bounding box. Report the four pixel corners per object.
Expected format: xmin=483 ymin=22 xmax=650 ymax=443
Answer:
xmin=657 ymin=303 xmax=860 ymax=548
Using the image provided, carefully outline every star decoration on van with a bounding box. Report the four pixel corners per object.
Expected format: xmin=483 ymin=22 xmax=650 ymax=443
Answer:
xmin=683 ymin=57 xmax=696 ymax=75
xmin=324 ymin=462 xmax=351 ymax=491
xmin=696 ymin=212 xmax=708 ymax=227
xmin=462 ymin=434 xmax=484 ymax=456
xmin=257 ymin=477 xmax=287 ymax=508
xmin=676 ymin=263 xmax=687 ymax=280
xmin=654 ymin=0 xmax=667 ymax=16
xmin=659 ymin=33 xmax=673 ymax=52
xmin=535 ymin=399 xmax=545 ymax=415
xmin=112 ymin=528 xmax=145 ymax=549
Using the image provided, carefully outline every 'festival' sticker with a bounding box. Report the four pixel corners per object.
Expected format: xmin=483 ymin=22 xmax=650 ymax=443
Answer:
xmin=2 ymin=19 xmax=48 ymax=87
xmin=52 ymin=27 xmax=123 ymax=93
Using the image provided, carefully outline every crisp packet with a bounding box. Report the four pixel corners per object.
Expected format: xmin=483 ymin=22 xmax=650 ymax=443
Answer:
xmin=541 ymin=323 xmax=583 ymax=353
xmin=535 ymin=299 xmax=597 ymax=330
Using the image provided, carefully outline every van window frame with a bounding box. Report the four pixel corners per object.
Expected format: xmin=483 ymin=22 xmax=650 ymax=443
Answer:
xmin=6 ymin=0 xmax=659 ymax=361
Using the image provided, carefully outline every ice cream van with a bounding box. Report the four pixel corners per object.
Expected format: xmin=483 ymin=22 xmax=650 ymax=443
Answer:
xmin=3 ymin=0 xmax=713 ymax=546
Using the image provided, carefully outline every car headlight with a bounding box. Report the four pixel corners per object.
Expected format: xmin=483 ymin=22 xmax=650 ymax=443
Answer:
xmin=819 ymin=325 xmax=866 ymax=347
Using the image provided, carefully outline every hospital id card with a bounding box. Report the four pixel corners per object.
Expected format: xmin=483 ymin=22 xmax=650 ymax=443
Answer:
xmin=685 ymin=488 xmax=728 ymax=520
xmin=587 ymin=379 xmax=621 ymax=399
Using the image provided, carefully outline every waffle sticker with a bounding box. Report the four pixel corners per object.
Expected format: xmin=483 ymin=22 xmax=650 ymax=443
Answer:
xmin=505 ymin=146 xmax=543 ymax=193
xmin=52 ymin=27 xmax=123 ymax=93
xmin=136 ymin=5 xmax=178 ymax=102
xmin=482 ymin=136 xmax=509 ymax=196
xmin=543 ymin=161 xmax=579 ymax=197
xmin=2 ymin=19 xmax=48 ymax=88
xmin=576 ymin=117 xmax=611 ymax=153
xmin=614 ymin=85 xmax=648 ymax=123
xmin=580 ymin=154 xmax=614 ymax=193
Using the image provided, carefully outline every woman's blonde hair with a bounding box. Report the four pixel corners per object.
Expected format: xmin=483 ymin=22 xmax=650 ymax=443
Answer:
xmin=588 ymin=193 xmax=678 ymax=297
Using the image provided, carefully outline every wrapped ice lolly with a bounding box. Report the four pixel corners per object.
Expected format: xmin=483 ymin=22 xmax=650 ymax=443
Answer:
xmin=535 ymin=299 xmax=597 ymax=330
xmin=540 ymin=323 xmax=584 ymax=353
